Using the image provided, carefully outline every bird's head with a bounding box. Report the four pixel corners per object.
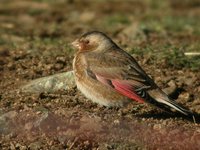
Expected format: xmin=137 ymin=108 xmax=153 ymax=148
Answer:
xmin=71 ymin=31 xmax=116 ymax=53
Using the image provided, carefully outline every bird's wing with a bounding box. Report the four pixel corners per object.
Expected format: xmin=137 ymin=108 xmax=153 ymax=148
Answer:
xmin=84 ymin=47 xmax=193 ymax=117
xmin=85 ymin=48 xmax=157 ymax=103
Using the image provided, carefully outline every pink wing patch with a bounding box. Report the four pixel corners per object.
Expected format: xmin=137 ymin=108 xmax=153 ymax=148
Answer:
xmin=95 ymin=74 xmax=144 ymax=103
xmin=111 ymin=80 xmax=145 ymax=103
xmin=96 ymin=75 xmax=111 ymax=86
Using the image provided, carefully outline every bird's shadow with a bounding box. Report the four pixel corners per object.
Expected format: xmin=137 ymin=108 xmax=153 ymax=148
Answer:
xmin=136 ymin=111 xmax=200 ymax=123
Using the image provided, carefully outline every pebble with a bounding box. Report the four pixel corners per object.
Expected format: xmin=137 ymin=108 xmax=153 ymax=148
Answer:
xmin=178 ymin=92 xmax=191 ymax=102
xmin=113 ymin=119 xmax=120 ymax=125
xmin=28 ymin=142 xmax=42 ymax=150
xmin=21 ymin=71 xmax=75 ymax=94
xmin=153 ymin=124 xmax=162 ymax=130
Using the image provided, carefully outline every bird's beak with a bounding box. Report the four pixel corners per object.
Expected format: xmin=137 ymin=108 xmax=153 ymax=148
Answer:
xmin=71 ymin=39 xmax=80 ymax=50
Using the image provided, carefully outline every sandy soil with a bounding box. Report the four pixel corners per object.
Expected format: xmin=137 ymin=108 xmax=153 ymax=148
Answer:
xmin=0 ymin=0 xmax=200 ymax=149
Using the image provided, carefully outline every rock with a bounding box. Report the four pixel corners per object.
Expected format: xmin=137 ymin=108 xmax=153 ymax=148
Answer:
xmin=21 ymin=71 xmax=75 ymax=93
xmin=19 ymin=145 xmax=27 ymax=150
xmin=163 ymin=85 xmax=177 ymax=96
xmin=163 ymin=80 xmax=183 ymax=99
xmin=178 ymin=92 xmax=191 ymax=103
xmin=113 ymin=119 xmax=120 ymax=125
xmin=15 ymin=143 xmax=25 ymax=150
xmin=28 ymin=141 xmax=42 ymax=150
xmin=167 ymin=80 xmax=177 ymax=88
xmin=10 ymin=142 xmax=15 ymax=150
xmin=0 ymin=111 xmax=17 ymax=134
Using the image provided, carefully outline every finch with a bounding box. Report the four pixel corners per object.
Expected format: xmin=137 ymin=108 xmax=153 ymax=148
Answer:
xmin=72 ymin=31 xmax=193 ymax=117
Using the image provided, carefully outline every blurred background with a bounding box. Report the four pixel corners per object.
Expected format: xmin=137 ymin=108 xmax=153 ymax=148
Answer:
xmin=0 ymin=0 xmax=200 ymax=149
xmin=0 ymin=0 xmax=200 ymax=71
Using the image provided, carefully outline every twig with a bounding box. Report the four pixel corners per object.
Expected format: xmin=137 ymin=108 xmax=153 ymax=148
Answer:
xmin=184 ymin=52 xmax=200 ymax=56
xmin=192 ymin=115 xmax=196 ymax=124
xmin=69 ymin=137 xmax=79 ymax=150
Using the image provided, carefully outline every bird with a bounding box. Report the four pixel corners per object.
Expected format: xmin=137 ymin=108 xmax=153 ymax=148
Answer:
xmin=71 ymin=31 xmax=193 ymax=117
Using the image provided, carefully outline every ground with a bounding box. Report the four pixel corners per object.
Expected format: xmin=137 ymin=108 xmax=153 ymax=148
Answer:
xmin=0 ymin=0 xmax=200 ymax=149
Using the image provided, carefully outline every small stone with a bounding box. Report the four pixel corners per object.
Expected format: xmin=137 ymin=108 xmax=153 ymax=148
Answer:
xmin=56 ymin=57 xmax=66 ymax=64
xmin=167 ymin=80 xmax=176 ymax=87
xmin=16 ymin=143 xmax=25 ymax=149
xmin=36 ymin=111 xmax=41 ymax=115
xmin=20 ymin=146 xmax=27 ymax=150
xmin=141 ymin=118 xmax=146 ymax=122
xmin=178 ymin=92 xmax=190 ymax=101
xmin=29 ymin=142 xmax=42 ymax=150
xmin=153 ymin=124 xmax=162 ymax=130
xmin=10 ymin=142 xmax=15 ymax=150
xmin=113 ymin=119 xmax=120 ymax=125
xmin=162 ymin=120 xmax=168 ymax=126
xmin=83 ymin=140 xmax=90 ymax=146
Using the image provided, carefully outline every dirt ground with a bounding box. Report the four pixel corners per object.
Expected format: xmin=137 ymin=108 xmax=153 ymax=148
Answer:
xmin=0 ymin=0 xmax=200 ymax=149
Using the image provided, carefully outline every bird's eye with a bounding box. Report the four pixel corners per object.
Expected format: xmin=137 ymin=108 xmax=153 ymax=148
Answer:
xmin=85 ymin=40 xmax=89 ymax=44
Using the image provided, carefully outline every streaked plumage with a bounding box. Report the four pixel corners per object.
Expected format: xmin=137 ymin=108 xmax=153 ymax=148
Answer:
xmin=72 ymin=31 xmax=193 ymax=117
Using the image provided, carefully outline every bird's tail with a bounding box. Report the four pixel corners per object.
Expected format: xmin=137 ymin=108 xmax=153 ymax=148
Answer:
xmin=148 ymin=89 xmax=193 ymax=117
xmin=156 ymin=96 xmax=193 ymax=116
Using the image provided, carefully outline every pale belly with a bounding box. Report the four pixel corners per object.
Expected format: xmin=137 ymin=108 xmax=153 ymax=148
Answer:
xmin=75 ymin=76 xmax=130 ymax=107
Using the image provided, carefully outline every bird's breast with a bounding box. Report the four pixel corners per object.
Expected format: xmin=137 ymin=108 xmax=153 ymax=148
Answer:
xmin=73 ymin=53 xmax=88 ymax=81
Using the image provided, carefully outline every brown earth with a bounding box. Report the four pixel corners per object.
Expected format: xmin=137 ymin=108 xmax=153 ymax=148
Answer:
xmin=0 ymin=0 xmax=200 ymax=149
